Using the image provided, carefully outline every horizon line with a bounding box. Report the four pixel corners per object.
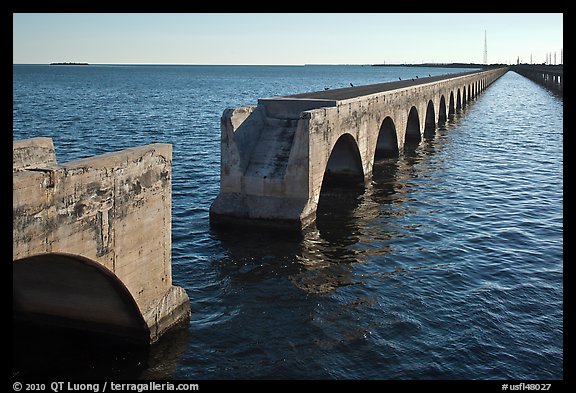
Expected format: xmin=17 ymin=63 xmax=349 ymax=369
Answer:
xmin=13 ymin=61 xmax=501 ymax=66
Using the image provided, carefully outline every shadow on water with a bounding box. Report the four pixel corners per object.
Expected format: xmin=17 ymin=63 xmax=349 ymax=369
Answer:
xmin=200 ymin=155 xmax=415 ymax=378
xmin=210 ymin=154 xmax=409 ymax=296
xmin=12 ymin=318 xmax=189 ymax=380
xmin=183 ymin=122 xmax=458 ymax=378
xmin=13 ymin=122 xmax=456 ymax=380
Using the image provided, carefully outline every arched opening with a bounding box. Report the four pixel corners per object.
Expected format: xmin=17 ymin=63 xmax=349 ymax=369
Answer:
xmin=317 ymin=134 xmax=365 ymax=230
xmin=448 ymin=91 xmax=456 ymax=117
xmin=404 ymin=106 xmax=421 ymax=148
xmin=375 ymin=116 xmax=399 ymax=158
xmin=456 ymin=89 xmax=462 ymax=112
xmin=462 ymin=86 xmax=467 ymax=108
xmin=321 ymin=133 xmax=364 ymax=189
xmin=438 ymin=95 xmax=447 ymax=125
xmin=13 ymin=253 xmax=149 ymax=344
xmin=424 ymin=100 xmax=436 ymax=136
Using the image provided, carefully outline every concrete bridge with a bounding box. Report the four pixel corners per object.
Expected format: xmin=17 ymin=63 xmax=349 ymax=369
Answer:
xmin=511 ymin=64 xmax=563 ymax=95
xmin=13 ymin=137 xmax=190 ymax=344
xmin=210 ymin=67 xmax=509 ymax=231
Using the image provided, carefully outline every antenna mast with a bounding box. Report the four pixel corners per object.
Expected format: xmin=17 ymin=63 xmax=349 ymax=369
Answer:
xmin=483 ymin=30 xmax=488 ymax=64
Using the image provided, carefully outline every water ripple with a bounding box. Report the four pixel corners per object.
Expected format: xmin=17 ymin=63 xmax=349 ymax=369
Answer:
xmin=13 ymin=66 xmax=562 ymax=380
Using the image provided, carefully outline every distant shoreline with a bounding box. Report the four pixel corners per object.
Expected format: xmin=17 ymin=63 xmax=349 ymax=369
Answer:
xmin=12 ymin=62 xmax=511 ymax=68
xmin=371 ymin=63 xmax=494 ymax=68
xmin=49 ymin=62 xmax=89 ymax=66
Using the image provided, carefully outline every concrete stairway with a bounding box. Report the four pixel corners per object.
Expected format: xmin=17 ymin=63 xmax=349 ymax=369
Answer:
xmin=244 ymin=117 xmax=298 ymax=179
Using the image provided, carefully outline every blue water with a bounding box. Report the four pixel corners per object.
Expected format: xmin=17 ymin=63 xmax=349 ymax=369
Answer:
xmin=12 ymin=64 xmax=563 ymax=380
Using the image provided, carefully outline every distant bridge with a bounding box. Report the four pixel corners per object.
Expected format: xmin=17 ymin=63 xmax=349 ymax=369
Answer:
xmin=511 ymin=64 xmax=563 ymax=95
xmin=210 ymin=67 xmax=509 ymax=230
xmin=13 ymin=138 xmax=190 ymax=344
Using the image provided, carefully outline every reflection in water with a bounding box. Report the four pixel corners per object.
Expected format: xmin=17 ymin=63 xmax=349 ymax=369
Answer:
xmin=212 ymin=123 xmax=455 ymax=296
xmin=13 ymin=122 xmax=457 ymax=380
xmin=13 ymin=65 xmax=564 ymax=379
xmin=191 ymin=110 xmax=483 ymax=378
xmin=13 ymin=318 xmax=189 ymax=379
xmin=139 ymin=325 xmax=190 ymax=379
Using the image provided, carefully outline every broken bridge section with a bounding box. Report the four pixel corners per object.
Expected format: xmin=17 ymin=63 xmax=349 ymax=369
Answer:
xmin=13 ymin=137 xmax=190 ymax=344
xmin=210 ymin=67 xmax=509 ymax=231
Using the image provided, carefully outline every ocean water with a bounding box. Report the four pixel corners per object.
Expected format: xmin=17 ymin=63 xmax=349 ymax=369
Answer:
xmin=12 ymin=64 xmax=563 ymax=380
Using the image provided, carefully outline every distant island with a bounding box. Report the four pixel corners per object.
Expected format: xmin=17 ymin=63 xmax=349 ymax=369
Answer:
xmin=49 ymin=62 xmax=89 ymax=66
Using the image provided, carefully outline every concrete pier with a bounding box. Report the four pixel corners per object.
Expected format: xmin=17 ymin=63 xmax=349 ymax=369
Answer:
xmin=13 ymin=137 xmax=190 ymax=344
xmin=210 ymin=67 xmax=509 ymax=231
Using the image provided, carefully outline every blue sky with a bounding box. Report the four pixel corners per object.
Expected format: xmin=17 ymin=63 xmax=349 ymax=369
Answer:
xmin=13 ymin=13 xmax=563 ymax=65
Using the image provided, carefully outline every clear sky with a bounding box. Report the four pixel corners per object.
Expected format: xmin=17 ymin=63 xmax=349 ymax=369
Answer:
xmin=13 ymin=13 xmax=563 ymax=65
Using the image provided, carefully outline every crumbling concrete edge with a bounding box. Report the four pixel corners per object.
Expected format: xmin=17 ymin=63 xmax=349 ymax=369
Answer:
xmin=143 ymin=285 xmax=191 ymax=344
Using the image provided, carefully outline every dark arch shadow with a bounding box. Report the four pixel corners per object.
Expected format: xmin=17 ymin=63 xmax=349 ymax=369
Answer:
xmin=456 ymin=89 xmax=462 ymax=112
xmin=13 ymin=253 xmax=193 ymax=379
xmin=321 ymin=133 xmax=364 ymax=188
xmin=404 ymin=106 xmax=421 ymax=152
xmin=438 ymin=95 xmax=447 ymax=126
xmin=448 ymin=91 xmax=456 ymax=118
xmin=375 ymin=116 xmax=399 ymax=159
xmin=424 ymin=100 xmax=436 ymax=137
xmin=13 ymin=253 xmax=149 ymax=343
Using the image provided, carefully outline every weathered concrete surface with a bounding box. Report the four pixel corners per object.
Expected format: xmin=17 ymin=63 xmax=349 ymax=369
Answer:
xmin=13 ymin=137 xmax=57 ymax=170
xmin=13 ymin=139 xmax=190 ymax=344
xmin=210 ymin=67 xmax=509 ymax=230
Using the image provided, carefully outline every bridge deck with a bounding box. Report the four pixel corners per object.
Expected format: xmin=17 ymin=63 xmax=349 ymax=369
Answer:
xmin=284 ymin=69 xmax=481 ymax=101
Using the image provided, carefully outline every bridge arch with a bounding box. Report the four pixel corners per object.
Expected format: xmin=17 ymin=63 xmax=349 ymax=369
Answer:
xmin=13 ymin=253 xmax=150 ymax=343
xmin=375 ymin=116 xmax=398 ymax=158
xmin=456 ymin=89 xmax=462 ymax=112
xmin=322 ymin=133 xmax=364 ymax=187
xmin=210 ymin=67 xmax=509 ymax=231
xmin=462 ymin=86 xmax=467 ymax=108
xmin=405 ymin=106 xmax=421 ymax=147
xmin=438 ymin=95 xmax=447 ymax=125
xmin=448 ymin=91 xmax=456 ymax=116
xmin=424 ymin=100 xmax=436 ymax=136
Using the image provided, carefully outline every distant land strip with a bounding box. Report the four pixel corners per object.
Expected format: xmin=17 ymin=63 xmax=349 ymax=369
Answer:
xmin=49 ymin=62 xmax=89 ymax=66
xmin=371 ymin=62 xmax=503 ymax=68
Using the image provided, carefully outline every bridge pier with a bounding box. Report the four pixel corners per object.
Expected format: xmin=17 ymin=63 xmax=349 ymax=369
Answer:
xmin=211 ymin=68 xmax=508 ymax=231
xmin=13 ymin=137 xmax=190 ymax=344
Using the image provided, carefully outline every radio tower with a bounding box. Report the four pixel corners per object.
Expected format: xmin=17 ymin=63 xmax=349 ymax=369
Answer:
xmin=483 ymin=30 xmax=488 ymax=65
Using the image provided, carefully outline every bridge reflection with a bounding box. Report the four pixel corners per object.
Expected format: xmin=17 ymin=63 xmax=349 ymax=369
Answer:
xmin=211 ymin=117 xmax=457 ymax=295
